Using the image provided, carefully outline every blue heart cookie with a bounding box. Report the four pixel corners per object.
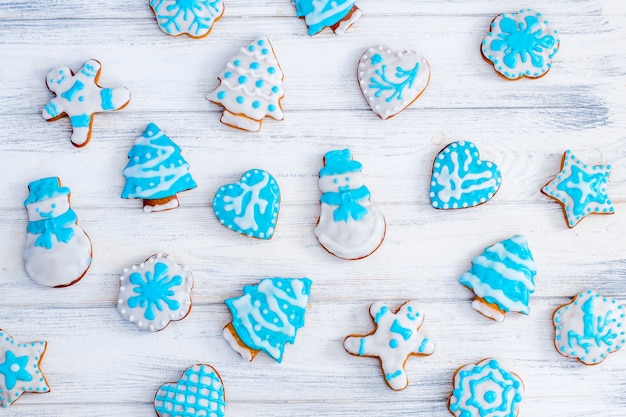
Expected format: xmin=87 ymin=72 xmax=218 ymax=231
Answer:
xmin=430 ymin=141 xmax=501 ymax=209
xmin=213 ymin=169 xmax=280 ymax=239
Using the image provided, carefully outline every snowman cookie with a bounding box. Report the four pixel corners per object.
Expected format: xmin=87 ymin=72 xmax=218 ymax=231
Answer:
xmin=358 ymin=45 xmax=430 ymax=120
xmin=42 ymin=59 xmax=130 ymax=147
xmin=314 ymin=149 xmax=386 ymax=260
xmin=23 ymin=177 xmax=92 ymax=287
xmin=292 ymin=0 xmax=361 ymax=36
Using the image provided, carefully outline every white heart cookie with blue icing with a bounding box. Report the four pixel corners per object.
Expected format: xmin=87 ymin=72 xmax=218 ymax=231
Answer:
xmin=213 ymin=169 xmax=280 ymax=239
xmin=430 ymin=141 xmax=501 ymax=210
xmin=482 ymin=9 xmax=560 ymax=80
xmin=154 ymin=364 xmax=225 ymax=417
xmin=358 ymin=45 xmax=430 ymax=120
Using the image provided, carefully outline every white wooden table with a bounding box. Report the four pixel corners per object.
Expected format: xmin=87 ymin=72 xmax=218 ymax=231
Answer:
xmin=1 ymin=1 xmax=625 ymax=416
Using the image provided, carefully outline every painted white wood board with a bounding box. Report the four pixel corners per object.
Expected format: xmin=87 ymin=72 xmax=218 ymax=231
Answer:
xmin=0 ymin=0 xmax=625 ymax=415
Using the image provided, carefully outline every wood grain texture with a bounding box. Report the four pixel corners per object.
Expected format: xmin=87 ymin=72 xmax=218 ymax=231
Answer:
xmin=1 ymin=0 xmax=625 ymax=416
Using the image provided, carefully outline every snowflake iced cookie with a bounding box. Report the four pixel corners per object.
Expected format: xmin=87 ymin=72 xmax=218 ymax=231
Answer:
xmin=553 ymin=290 xmax=625 ymax=365
xmin=292 ymin=0 xmax=361 ymax=36
xmin=24 ymin=177 xmax=92 ymax=288
xmin=449 ymin=358 xmax=523 ymax=417
xmin=430 ymin=141 xmax=501 ymax=210
xmin=154 ymin=364 xmax=225 ymax=417
xmin=121 ymin=123 xmax=197 ymax=213
xmin=343 ymin=301 xmax=435 ymax=391
xmin=213 ymin=169 xmax=280 ymax=239
xmin=481 ymin=9 xmax=560 ymax=80
xmin=223 ymin=277 xmax=312 ymax=363
xmin=149 ymin=0 xmax=225 ymax=39
xmin=358 ymin=45 xmax=430 ymax=120
xmin=0 ymin=329 xmax=49 ymax=408
xmin=117 ymin=253 xmax=193 ymax=332
xmin=208 ymin=36 xmax=285 ymax=132
xmin=459 ymin=235 xmax=536 ymax=322
xmin=42 ymin=59 xmax=130 ymax=147
xmin=314 ymin=149 xmax=386 ymax=260
xmin=541 ymin=150 xmax=614 ymax=228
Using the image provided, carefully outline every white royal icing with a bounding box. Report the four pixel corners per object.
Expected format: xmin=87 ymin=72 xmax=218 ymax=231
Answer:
xmin=208 ymin=36 xmax=284 ymax=132
xmin=344 ymin=301 xmax=434 ymax=391
xmin=42 ymin=59 xmax=130 ymax=147
xmin=117 ymin=253 xmax=193 ymax=332
xmin=358 ymin=45 xmax=430 ymax=120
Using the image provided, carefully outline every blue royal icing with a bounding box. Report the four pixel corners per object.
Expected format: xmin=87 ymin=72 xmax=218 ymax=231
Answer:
xmin=449 ymin=358 xmax=523 ymax=417
xmin=213 ymin=169 xmax=280 ymax=240
xmin=292 ymin=0 xmax=357 ymax=35
xmin=150 ymin=0 xmax=224 ymax=38
xmin=225 ymin=278 xmax=312 ymax=363
xmin=459 ymin=235 xmax=536 ymax=321
xmin=554 ymin=290 xmax=626 ymax=365
xmin=0 ymin=331 xmax=49 ymax=408
xmin=430 ymin=141 xmax=501 ymax=209
xmin=27 ymin=209 xmax=77 ymax=249
xmin=121 ymin=123 xmax=197 ymax=207
xmin=154 ymin=364 xmax=225 ymax=417
xmin=542 ymin=150 xmax=614 ymax=228
xmin=482 ymin=9 xmax=559 ymax=79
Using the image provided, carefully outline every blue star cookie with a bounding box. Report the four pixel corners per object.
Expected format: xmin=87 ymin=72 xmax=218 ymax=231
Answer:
xmin=542 ymin=150 xmax=614 ymax=228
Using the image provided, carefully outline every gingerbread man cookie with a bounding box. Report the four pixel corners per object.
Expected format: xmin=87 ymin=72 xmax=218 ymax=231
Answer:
xmin=42 ymin=59 xmax=130 ymax=147
xmin=344 ymin=301 xmax=435 ymax=390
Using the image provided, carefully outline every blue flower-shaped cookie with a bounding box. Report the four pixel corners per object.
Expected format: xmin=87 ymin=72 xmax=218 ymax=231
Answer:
xmin=430 ymin=141 xmax=501 ymax=209
xmin=149 ymin=0 xmax=225 ymax=38
xmin=213 ymin=169 xmax=281 ymax=239
xmin=481 ymin=9 xmax=560 ymax=80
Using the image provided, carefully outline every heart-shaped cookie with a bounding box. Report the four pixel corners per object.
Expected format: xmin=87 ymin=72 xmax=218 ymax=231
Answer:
xmin=430 ymin=141 xmax=501 ymax=209
xmin=358 ymin=45 xmax=430 ymax=120
xmin=213 ymin=169 xmax=280 ymax=239
xmin=154 ymin=364 xmax=225 ymax=417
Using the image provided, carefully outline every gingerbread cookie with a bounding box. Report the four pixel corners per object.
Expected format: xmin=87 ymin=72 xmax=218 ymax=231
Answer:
xmin=459 ymin=235 xmax=536 ymax=322
xmin=292 ymin=0 xmax=361 ymax=36
xmin=430 ymin=141 xmax=501 ymax=209
xmin=154 ymin=364 xmax=225 ymax=417
xmin=343 ymin=301 xmax=435 ymax=391
xmin=24 ymin=177 xmax=92 ymax=287
xmin=213 ymin=169 xmax=280 ymax=239
xmin=42 ymin=59 xmax=130 ymax=147
xmin=449 ymin=358 xmax=523 ymax=417
xmin=541 ymin=150 xmax=614 ymax=228
xmin=481 ymin=9 xmax=560 ymax=80
xmin=121 ymin=123 xmax=197 ymax=213
xmin=223 ymin=277 xmax=312 ymax=362
xmin=117 ymin=253 xmax=193 ymax=332
xmin=0 ymin=329 xmax=49 ymax=407
xmin=358 ymin=45 xmax=430 ymax=120
xmin=149 ymin=0 xmax=225 ymax=38
xmin=314 ymin=149 xmax=386 ymax=260
xmin=208 ymin=36 xmax=284 ymax=132
xmin=553 ymin=290 xmax=625 ymax=365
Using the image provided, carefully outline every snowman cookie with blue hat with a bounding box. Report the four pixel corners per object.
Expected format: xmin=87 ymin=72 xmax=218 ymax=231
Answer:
xmin=314 ymin=149 xmax=386 ymax=260
xmin=23 ymin=177 xmax=92 ymax=287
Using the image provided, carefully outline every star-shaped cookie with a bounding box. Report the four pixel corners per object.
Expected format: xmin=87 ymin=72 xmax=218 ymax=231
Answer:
xmin=0 ymin=330 xmax=49 ymax=407
xmin=343 ymin=301 xmax=435 ymax=390
xmin=542 ymin=150 xmax=614 ymax=228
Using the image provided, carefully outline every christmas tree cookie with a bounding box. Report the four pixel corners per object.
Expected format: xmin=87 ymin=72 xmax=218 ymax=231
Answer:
xmin=223 ymin=277 xmax=312 ymax=362
xmin=344 ymin=301 xmax=435 ymax=391
xmin=0 ymin=329 xmax=49 ymax=407
xmin=121 ymin=123 xmax=197 ymax=212
xmin=24 ymin=177 xmax=92 ymax=287
xmin=314 ymin=149 xmax=386 ymax=260
xmin=42 ymin=59 xmax=130 ymax=147
xmin=149 ymin=0 xmax=225 ymax=38
xmin=459 ymin=235 xmax=536 ymax=322
xmin=292 ymin=0 xmax=361 ymax=36
xmin=208 ymin=36 xmax=284 ymax=132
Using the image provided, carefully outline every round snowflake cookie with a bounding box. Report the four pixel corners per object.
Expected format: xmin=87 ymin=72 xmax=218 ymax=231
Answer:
xmin=117 ymin=253 xmax=193 ymax=332
xmin=481 ymin=9 xmax=560 ymax=80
